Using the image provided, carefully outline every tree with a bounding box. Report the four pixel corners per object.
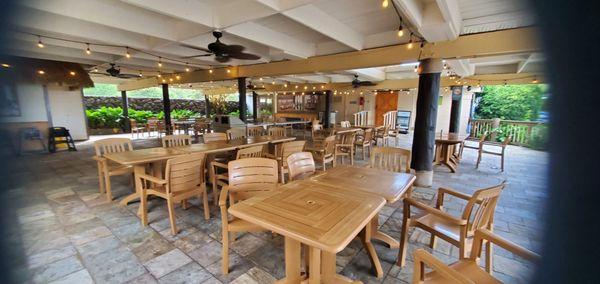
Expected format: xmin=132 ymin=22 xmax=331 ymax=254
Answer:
xmin=474 ymin=84 xmax=544 ymax=121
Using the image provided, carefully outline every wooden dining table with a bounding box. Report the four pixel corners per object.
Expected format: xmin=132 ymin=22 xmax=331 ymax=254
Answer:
xmin=229 ymin=180 xmax=385 ymax=283
xmin=434 ymin=133 xmax=467 ymax=173
xmin=309 ymin=165 xmax=416 ymax=277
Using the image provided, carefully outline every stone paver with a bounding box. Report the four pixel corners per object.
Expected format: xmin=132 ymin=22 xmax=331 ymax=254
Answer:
xmin=5 ymin=133 xmax=547 ymax=283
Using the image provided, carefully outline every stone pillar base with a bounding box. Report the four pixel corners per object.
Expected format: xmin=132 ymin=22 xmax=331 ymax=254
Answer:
xmin=414 ymin=170 xmax=433 ymax=187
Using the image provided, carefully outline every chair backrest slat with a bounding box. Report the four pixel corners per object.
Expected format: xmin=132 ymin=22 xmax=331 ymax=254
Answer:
xmin=287 ymin=152 xmax=316 ymax=181
xmin=268 ymin=127 xmax=286 ymax=137
xmin=203 ymin=132 xmax=227 ymax=143
xmin=247 ymin=126 xmax=264 ymax=137
xmin=165 ymin=153 xmax=206 ymax=195
xmin=281 ymin=141 xmax=307 ymax=167
xmin=94 ymin=138 xmax=133 ymax=157
xmin=236 ymin=145 xmax=264 ymax=159
xmin=162 ymin=134 xmax=192 ymax=148
xmin=370 ymin=147 xmax=411 ymax=173
xmin=323 ymin=135 xmax=336 ymax=156
xmin=227 ymin=128 xmax=246 ymax=141
xmin=461 ymin=183 xmax=505 ymax=233
xmin=228 ymin=158 xmax=279 ymax=203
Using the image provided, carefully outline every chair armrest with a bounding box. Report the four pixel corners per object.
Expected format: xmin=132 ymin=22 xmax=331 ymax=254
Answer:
xmin=92 ymin=156 xmax=106 ymax=162
xmin=413 ymin=249 xmax=475 ymax=284
xmin=211 ymin=161 xmax=228 ymax=171
xmin=138 ymin=173 xmax=167 ymax=185
xmin=438 ymin=187 xmax=472 ymax=201
xmin=218 ymin=185 xmax=229 ymax=207
xmin=404 ymin=197 xmax=467 ymax=226
xmin=474 ymin=229 xmax=540 ymax=262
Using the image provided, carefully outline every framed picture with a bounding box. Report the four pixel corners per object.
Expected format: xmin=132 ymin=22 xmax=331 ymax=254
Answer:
xmin=0 ymin=84 xmax=20 ymax=117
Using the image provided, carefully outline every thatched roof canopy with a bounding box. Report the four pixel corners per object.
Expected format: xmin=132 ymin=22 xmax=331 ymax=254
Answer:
xmin=0 ymin=56 xmax=93 ymax=88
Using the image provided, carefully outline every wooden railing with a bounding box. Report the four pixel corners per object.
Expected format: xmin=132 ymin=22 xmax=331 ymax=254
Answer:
xmin=468 ymin=118 xmax=545 ymax=146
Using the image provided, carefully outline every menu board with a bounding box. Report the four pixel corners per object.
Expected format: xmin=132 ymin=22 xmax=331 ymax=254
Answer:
xmin=277 ymin=94 xmax=320 ymax=111
xmin=304 ymin=94 xmax=318 ymax=110
xmin=277 ymin=95 xmax=295 ymax=111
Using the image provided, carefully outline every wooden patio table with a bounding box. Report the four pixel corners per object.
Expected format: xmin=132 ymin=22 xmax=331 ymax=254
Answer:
xmin=309 ymin=165 xmax=416 ymax=277
xmin=351 ymin=125 xmax=376 ymax=130
xmin=434 ymin=133 xmax=467 ymax=173
xmin=229 ymin=180 xmax=385 ymax=283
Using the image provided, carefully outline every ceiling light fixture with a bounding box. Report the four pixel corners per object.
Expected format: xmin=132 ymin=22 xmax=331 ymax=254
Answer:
xmin=1 ymin=63 xmax=10 ymax=68
xmin=85 ymin=43 xmax=91 ymax=55
xmin=125 ymin=47 xmax=131 ymax=58
xmin=407 ymin=34 xmax=414 ymax=49
xmin=397 ymin=25 xmax=404 ymax=37
xmin=382 ymin=0 xmax=389 ymax=8
xmin=37 ymin=36 xmax=44 ymax=48
xmin=69 ymin=71 xmax=76 ymax=76
xmin=157 ymin=57 xmax=162 ymax=67
xmin=37 ymin=70 xmax=45 ymax=75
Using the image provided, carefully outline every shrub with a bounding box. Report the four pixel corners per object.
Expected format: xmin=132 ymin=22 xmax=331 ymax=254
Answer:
xmin=86 ymin=106 xmax=122 ymax=129
xmin=128 ymin=109 xmax=155 ymax=123
xmin=528 ymin=125 xmax=548 ymax=150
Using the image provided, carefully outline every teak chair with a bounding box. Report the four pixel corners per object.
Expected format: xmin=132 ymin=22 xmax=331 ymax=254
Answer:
xmin=458 ymin=132 xmax=488 ymax=159
xmin=203 ymin=132 xmax=227 ymax=143
xmin=412 ymin=228 xmax=540 ymax=284
xmin=226 ymin=128 xmax=246 ymax=141
xmin=267 ymin=126 xmax=286 ymax=137
xmin=311 ymin=124 xmax=324 ymax=142
xmin=477 ymin=135 xmax=512 ymax=172
xmin=374 ymin=125 xmax=389 ymax=146
xmin=286 ymin=152 xmax=316 ymax=181
xmin=220 ymin=158 xmax=279 ymax=274
xmin=398 ymin=182 xmax=506 ymax=269
xmin=161 ymin=134 xmax=192 ymax=148
xmin=334 ymin=131 xmax=356 ymax=165
xmin=267 ymin=140 xmax=306 ymax=183
xmin=93 ymin=138 xmax=134 ymax=201
xmin=129 ymin=119 xmax=145 ymax=138
xmin=370 ymin=147 xmax=411 ymax=173
xmin=210 ymin=145 xmax=264 ymax=206
xmin=246 ymin=126 xmax=264 ymax=137
xmin=311 ymin=135 xmax=336 ymax=170
xmin=146 ymin=118 xmax=163 ymax=137
xmin=354 ymin=128 xmax=374 ymax=160
xmin=138 ymin=153 xmax=209 ymax=235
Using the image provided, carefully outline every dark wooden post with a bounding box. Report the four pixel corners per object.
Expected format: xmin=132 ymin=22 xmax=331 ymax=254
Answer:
xmin=237 ymin=77 xmax=247 ymax=121
xmin=411 ymin=58 xmax=443 ymax=187
xmin=162 ymin=83 xmax=172 ymax=135
xmin=324 ymin=90 xmax=333 ymax=128
xmin=449 ymin=85 xmax=462 ymax=133
xmin=205 ymin=95 xmax=211 ymax=117
xmin=121 ymin=90 xmax=130 ymax=132
xmin=252 ymin=91 xmax=259 ymax=122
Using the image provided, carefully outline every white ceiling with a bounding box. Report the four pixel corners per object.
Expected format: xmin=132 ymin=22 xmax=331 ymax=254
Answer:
xmin=3 ymin=0 xmax=538 ymax=86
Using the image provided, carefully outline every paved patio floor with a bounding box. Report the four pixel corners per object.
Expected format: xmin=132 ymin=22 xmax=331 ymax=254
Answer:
xmin=3 ymin=133 xmax=547 ymax=283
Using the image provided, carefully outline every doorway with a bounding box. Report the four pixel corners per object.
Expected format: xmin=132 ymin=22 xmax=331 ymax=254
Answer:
xmin=375 ymin=91 xmax=398 ymax=126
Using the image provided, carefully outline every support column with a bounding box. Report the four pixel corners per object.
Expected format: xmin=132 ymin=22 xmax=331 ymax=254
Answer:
xmin=324 ymin=91 xmax=333 ymax=128
xmin=411 ymin=58 xmax=443 ymax=187
xmin=237 ymin=77 xmax=247 ymax=122
xmin=162 ymin=84 xmax=172 ymax=135
xmin=205 ymin=95 xmax=211 ymax=117
xmin=449 ymin=86 xmax=463 ymax=133
xmin=121 ymin=90 xmax=130 ymax=132
xmin=252 ymin=91 xmax=258 ymax=122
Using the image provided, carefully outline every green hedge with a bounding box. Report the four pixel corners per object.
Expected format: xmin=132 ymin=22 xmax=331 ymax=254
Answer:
xmin=86 ymin=107 xmax=202 ymax=129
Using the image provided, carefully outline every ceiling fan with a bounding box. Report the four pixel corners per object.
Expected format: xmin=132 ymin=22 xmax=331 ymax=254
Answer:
xmin=351 ymin=74 xmax=376 ymax=88
xmin=247 ymin=81 xmax=265 ymax=90
xmin=89 ymin=63 xmax=140 ymax=79
xmin=180 ymin=31 xmax=261 ymax=63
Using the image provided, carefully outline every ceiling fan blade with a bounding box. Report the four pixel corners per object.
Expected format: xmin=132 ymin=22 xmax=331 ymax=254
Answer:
xmin=117 ymin=74 xmax=141 ymax=79
xmin=181 ymin=54 xmax=213 ymax=59
xmin=180 ymin=43 xmax=212 ymax=53
xmin=359 ymin=81 xmax=376 ymax=86
xmin=220 ymin=44 xmax=245 ymax=54
xmin=229 ymin=52 xmax=260 ymax=60
xmin=215 ymin=55 xmax=230 ymax=63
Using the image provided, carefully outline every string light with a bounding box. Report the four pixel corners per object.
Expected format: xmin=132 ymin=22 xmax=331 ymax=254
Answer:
xmin=175 ymin=75 xmax=181 ymax=80
xmin=320 ymin=85 xmax=325 ymax=89
xmin=162 ymin=79 xmax=166 ymax=83
xmin=259 ymin=77 xmax=263 ymax=81
xmin=157 ymin=73 xmax=162 ymax=78
xmin=125 ymin=47 xmax=131 ymax=58
xmin=93 ymin=67 xmax=98 ymax=72
xmin=407 ymin=33 xmax=414 ymax=49
xmin=139 ymin=72 xmax=143 ymax=77
xmin=271 ymin=81 xmax=275 ymax=85
xmin=1 ymin=63 xmax=10 ymax=68
xmin=226 ymin=69 xmax=231 ymax=73
xmin=414 ymin=65 xmax=418 ymax=72
xmin=304 ymin=86 xmax=308 ymax=90
xmin=382 ymin=0 xmax=389 ymax=8
xmin=157 ymin=57 xmax=162 ymax=67
xmin=69 ymin=71 xmax=76 ymax=76
xmin=208 ymin=68 xmax=213 ymax=74
xmin=85 ymin=43 xmax=91 ymax=55
xmin=532 ymin=77 xmax=539 ymax=84
xmin=37 ymin=36 xmax=44 ymax=48
xmin=397 ymin=25 xmax=404 ymax=37
xmin=295 ymin=85 xmax=299 ymax=89
xmin=37 ymin=70 xmax=45 ymax=75
xmin=284 ymin=83 xmax=288 ymax=88
xmin=169 ymin=78 xmax=174 ymax=82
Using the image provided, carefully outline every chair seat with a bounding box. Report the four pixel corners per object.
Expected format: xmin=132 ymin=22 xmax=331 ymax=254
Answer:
xmin=415 ymin=214 xmax=462 ymax=242
xmin=228 ymin=218 xmax=265 ymax=232
xmin=423 ymin=260 xmax=500 ymax=284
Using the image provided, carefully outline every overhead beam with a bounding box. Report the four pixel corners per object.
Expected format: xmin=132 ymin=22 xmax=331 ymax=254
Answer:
xmin=225 ymin=22 xmax=315 ymax=58
xmin=445 ymin=59 xmax=475 ymax=77
xmin=119 ymin=28 xmax=540 ymax=91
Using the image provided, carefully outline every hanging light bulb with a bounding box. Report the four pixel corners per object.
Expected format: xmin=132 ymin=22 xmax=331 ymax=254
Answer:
xmin=157 ymin=73 xmax=162 ymax=78
xmin=382 ymin=0 xmax=389 ymax=8
xmin=407 ymin=34 xmax=414 ymax=49
xmin=37 ymin=70 xmax=45 ymax=75
xmin=532 ymin=77 xmax=539 ymax=84
xmin=208 ymin=68 xmax=213 ymax=74
xmin=93 ymin=67 xmax=98 ymax=72
xmin=304 ymin=86 xmax=308 ymax=90
xmin=185 ymin=63 xmax=190 ymax=72
xmin=284 ymin=83 xmax=288 ymax=88
xmin=414 ymin=65 xmax=418 ymax=72
xmin=69 ymin=71 xmax=76 ymax=76
xmin=169 ymin=78 xmax=174 ymax=82
xmin=226 ymin=69 xmax=231 ymax=73
xmin=295 ymin=85 xmax=298 ymax=89
xmin=259 ymin=77 xmax=263 ymax=81
xmin=85 ymin=43 xmax=91 ymax=55
xmin=271 ymin=81 xmax=275 ymax=85
xmin=504 ymin=80 xmax=508 ymax=86
xmin=477 ymin=81 xmax=481 ymax=88
xmin=125 ymin=47 xmax=131 ymax=58
xmin=397 ymin=25 xmax=404 ymax=37
xmin=139 ymin=72 xmax=143 ymax=77
xmin=176 ymin=75 xmax=181 ymax=80
xmin=37 ymin=36 xmax=44 ymax=48
xmin=157 ymin=57 xmax=162 ymax=67
xmin=443 ymin=63 xmax=448 ymax=69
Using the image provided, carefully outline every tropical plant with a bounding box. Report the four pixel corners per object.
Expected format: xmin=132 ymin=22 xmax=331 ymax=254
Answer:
xmin=475 ymin=85 xmax=544 ymax=121
xmin=86 ymin=107 xmax=201 ymax=129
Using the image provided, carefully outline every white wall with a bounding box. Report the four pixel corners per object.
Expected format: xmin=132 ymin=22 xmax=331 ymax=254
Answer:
xmin=47 ymin=87 xmax=88 ymax=140
xmin=2 ymin=84 xmax=47 ymax=123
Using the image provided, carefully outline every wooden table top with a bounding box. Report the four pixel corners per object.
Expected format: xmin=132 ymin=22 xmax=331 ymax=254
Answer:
xmin=228 ymin=136 xmax=296 ymax=147
xmin=229 ymin=180 xmax=385 ymax=253
xmin=435 ymin=133 xmax=467 ymax=144
xmin=104 ymin=147 xmax=188 ymax=165
xmin=309 ymin=166 xmax=416 ymax=203
xmin=175 ymin=142 xmax=237 ymax=154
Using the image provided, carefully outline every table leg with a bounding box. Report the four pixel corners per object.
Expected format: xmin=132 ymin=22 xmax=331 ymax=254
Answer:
xmin=322 ymin=251 xmax=357 ymax=283
xmin=119 ymin=164 xmax=144 ymax=207
xmin=361 ymin=218 xmax=383 ymax=278
xmin=275 ymin=236 xmax=303 ymax=284
xmin=371 ymin=214 xmax=400 ymax=248
xmin=308 ymin=247 xmax=321 ymax=284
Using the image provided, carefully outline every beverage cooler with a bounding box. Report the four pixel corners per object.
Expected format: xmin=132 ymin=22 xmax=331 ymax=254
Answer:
xmin=318 ymin=111 xmax=337 ymax=125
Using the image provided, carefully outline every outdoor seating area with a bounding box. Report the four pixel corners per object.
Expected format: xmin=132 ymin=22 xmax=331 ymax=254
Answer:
xmin=0 ymin=0 xmax=559 ymax=283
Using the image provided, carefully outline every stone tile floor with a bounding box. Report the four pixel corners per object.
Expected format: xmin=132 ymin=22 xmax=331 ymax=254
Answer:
xmin=2 ymin=133 xmax=547 ymax=283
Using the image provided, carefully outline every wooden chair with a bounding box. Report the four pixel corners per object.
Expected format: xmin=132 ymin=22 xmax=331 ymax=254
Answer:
xmin=267 ymin=126 xmax=286 ymax=137
xmin=286 ymin=152 xmax=316 ymax=181
xmin=161 ymin=134 xmax=192 ymax=148
xmin=310 ymin=135 xmax=336 ymax=170
xmin=354 ymin=128 xmax=374 ymax=160
xmin=193 ymin=121 xmax=210 ymax=141
xmin=146 ymin=118 xmax=162 ymax=137
xmin=93 ymin=138 xmax=134 ymax=201
xmin=311 ymin=124 xmax=324 ymax=142
xmin=340 ymin=120 xmax=351 ymax=127
xmin=203 ymin=132 xmax=227 ymax=143
xmin=271 ymin=140 xmax=306 ymax=183
xmin=334 ymin=131 xmax=356 ymax=165
xmin=398 ymin=182 xmax=506 ymax=269
xmin=459 ymin=132 xmax=488 ymax=159
xmin=246 ymin=126 xmax=264 ymax=137
xmin=476 ymin=135 xmax=512 ymax=172
xmin=220 ymin=158 xmax=279 ymax=274
xmin=374 ymin=125 xmax=389 ymax=146
xmin=226 ymin=128 xmax=246 ymax=141
xmin=138 ymin=153 xmax=210 ymax=235
xmin=370 ymin=147 xmax=411 ymax=173
xmin=276 ymin=117 xmax=293 ymax=136
xmin=129 ymin=119 xmax=145 ymax=139
xmin=210 ymin=145 xmax=264 ymax=207
xmin=412 ymin=228 xmax=540 ymax=284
